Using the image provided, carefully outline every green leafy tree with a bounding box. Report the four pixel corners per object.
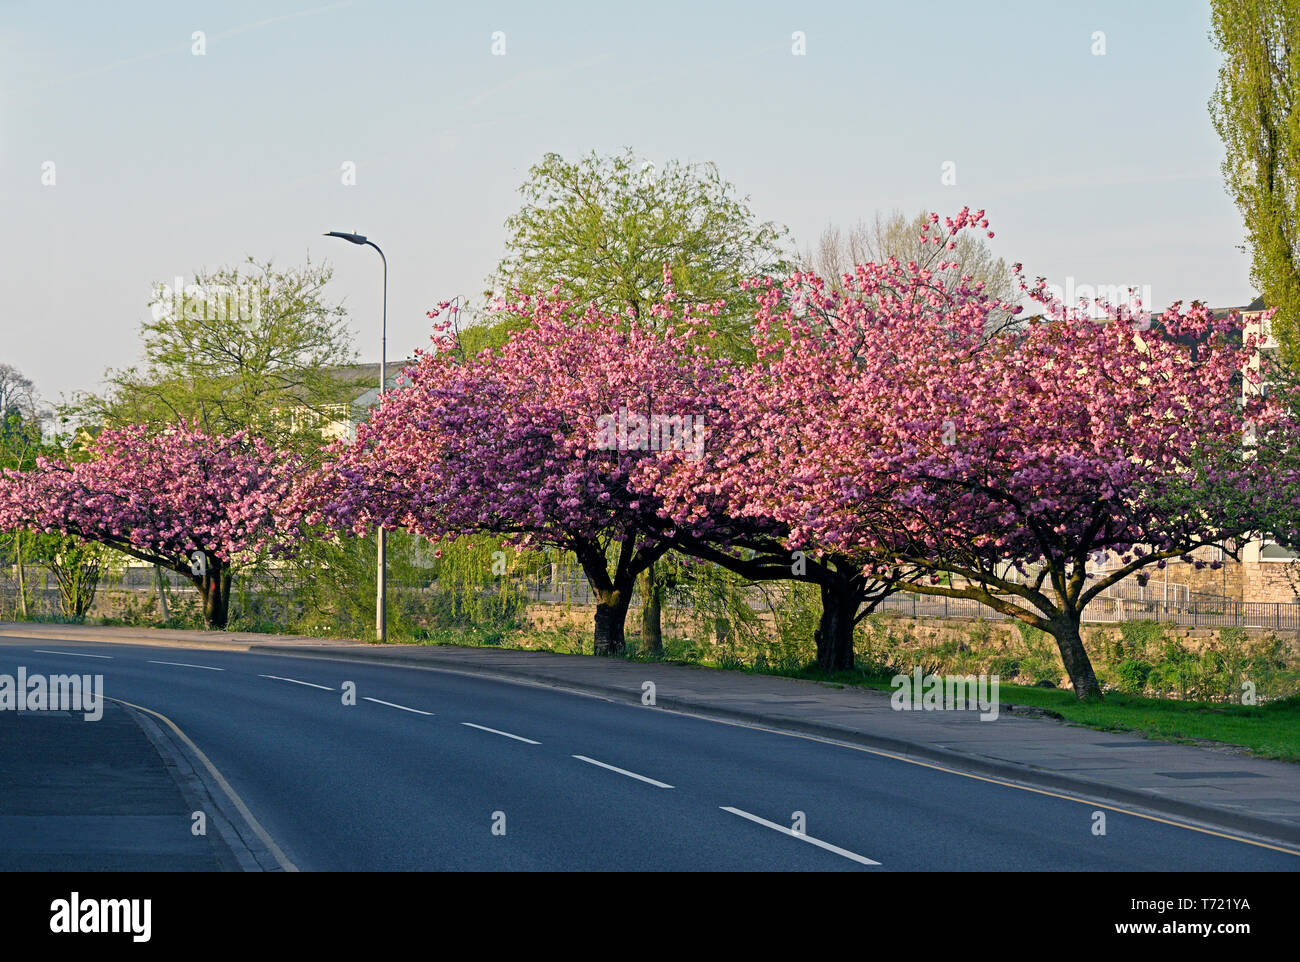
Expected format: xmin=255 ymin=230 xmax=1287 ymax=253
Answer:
xmin=72 ymin=257 xmax=360 ymax=455
xmin=58 ymin=260 xmax=365 ymax=628
xmin=480 ymin=147 xmax=790 ymax=360
xmin=1210 ymin=0 xmax=1300 ymax=362
xmin=0 ymin=364 xmax=43 ymax=432
xmin=45 ymin=536 xmax=111 ymax=621
xmin=0 ymin=371 xmax=113 ymax=622
xmin=0 ymin=367 xmax=48 ymax=618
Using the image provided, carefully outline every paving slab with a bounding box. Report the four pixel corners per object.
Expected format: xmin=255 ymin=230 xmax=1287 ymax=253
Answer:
xmin=0 ymin=700 xmax=238 ymax=871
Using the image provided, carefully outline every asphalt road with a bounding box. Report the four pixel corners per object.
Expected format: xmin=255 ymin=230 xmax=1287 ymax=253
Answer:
xmin=2 ymin=637 xmax=1296 ymax=871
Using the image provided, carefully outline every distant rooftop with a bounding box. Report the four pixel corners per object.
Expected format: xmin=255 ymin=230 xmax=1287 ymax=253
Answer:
xmin=327 ymin=358 xmax=420 ymax=386
xmin=329 ymin=358 xmax=422 ymax=416
xmin=1210 ymin=296 xmax=1267 ymax=321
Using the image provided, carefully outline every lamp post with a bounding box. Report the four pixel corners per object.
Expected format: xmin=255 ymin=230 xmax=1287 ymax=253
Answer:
xmin=324 ymin=230 xmax=387 ymax=643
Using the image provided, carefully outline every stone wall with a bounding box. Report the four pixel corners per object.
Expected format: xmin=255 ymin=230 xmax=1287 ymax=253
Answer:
xmin=867 ymin=612 xmax=1300 ymax=655
xmin=1164 ymin=550 xmax=1244 ymax=600
xmin=1243 ymin=562 xmax=1300 ymax=604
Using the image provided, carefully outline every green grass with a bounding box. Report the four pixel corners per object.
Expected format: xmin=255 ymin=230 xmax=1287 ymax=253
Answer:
xmin=990 ymin=686 xmax=1300 ymax=762
xmin=18 ymin=612 xmax=85 ymax=625
xmin=782 ymin=667 xmax=1300 ymax=762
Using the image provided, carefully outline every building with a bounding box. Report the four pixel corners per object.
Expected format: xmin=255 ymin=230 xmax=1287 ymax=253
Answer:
xmin=286 ymin=358 xmax=418 ymax=442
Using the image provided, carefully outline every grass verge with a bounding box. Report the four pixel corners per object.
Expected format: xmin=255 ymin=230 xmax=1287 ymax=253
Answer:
xmin=760 ymin=664 xmax=1300 ymax=762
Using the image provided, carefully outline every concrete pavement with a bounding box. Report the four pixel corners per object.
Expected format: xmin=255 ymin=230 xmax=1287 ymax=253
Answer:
xmin=0 ymin=698 xmax=242 ymax=870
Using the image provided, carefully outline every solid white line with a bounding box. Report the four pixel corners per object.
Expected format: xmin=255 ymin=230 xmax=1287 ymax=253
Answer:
xmin=719 ymin=806 xmax=881 ymax=866
xmin=258 ymin=674 xmax=334 ymax=691
xmin=572 ymin=754 xmax=673 ymax=788
xmin=149 ymin=660 xmax=224 ymax=671
xmin=462 ymin=722 xmax=539 ymax=744
xmin=33 ymin=649 xmax=112 ymax=659
xmin=364 ymin=696 xmax=434 ymax=716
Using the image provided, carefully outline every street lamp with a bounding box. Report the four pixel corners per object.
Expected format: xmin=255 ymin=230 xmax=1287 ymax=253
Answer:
xmin=324 ymin=230 xmax=388 ymax=643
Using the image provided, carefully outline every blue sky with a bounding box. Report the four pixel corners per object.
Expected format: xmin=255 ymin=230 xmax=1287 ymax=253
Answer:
xmin=1 ymin=0 xmax=1252 ymax=405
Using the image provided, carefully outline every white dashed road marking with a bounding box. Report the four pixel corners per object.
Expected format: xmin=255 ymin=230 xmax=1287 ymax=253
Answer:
xmin=720 ymin=806 xmax=881 ymax=865
xmin=364 ymin=697 xmax=434 ymax=715
xmin=258 ymin=674 xmax=334 ymax=691
xmin=149 ymin=660 xmax=224 ymax=671
xmin=572 ymin=755 xmax=673 ymax=788
xmin=461 ymin=722 xmax=539 ymax=744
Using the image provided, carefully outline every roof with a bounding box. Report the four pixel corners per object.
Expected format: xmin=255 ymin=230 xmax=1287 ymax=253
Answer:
xmin=327 ymin=358 xmax=421 ymax=416
xmin=326 ymin=358 xmax=419 ymax=387
xmin=1210 ymin=297 xmax=1267 ymax=321
xmin=322 ymin=358 xmax=420 ymax=405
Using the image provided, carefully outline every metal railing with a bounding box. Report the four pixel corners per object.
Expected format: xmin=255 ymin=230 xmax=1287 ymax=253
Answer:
xmin=6 ymin=563 xmax=1299 ymax=632
xmin=873 ymin=590 xmax=1300 ymax=630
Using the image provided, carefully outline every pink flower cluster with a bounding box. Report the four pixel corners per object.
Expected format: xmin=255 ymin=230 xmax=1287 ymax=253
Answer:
xmin=0 ymin=422 xmax=304 ymax=570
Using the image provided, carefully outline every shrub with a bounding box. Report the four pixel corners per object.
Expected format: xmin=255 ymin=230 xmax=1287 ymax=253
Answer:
xmin=1017 ymin=626 xmax=1060 ymax=684
xmin=1147 ymin=640 xmax=1196 ymax=698
xmin=988 ymin=653 xmax=1022 ymax=679
xmin=1219 ymin=626 xmax=1249 ymax=647
xmin=1015 ymin=621 xmax=1046 ymax=646
xmin=966 ymin=620 xmax=993 ymax=646
xmin=1112 ymin=658 xmax=1153 ymax=695
xmin=716 ymin=650 xmax=748 ymax=671
xmin=1117 ymin=620 xmax=1166 ymax=660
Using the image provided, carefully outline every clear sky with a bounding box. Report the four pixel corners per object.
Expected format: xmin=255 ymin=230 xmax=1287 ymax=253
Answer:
xmin=1 ymin=0 xmax=1253 ymax=406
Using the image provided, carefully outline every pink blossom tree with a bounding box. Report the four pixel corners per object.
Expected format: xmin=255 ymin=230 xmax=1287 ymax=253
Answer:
xmin=306 ymin=292 xmax=731 ymax=654
xmin=634 ymin=210 xmax=1022 ymax=671
xmin=631 ymin=356 xmax=921 ymax=672
xmin=727 ymin=209 xmax=1280 ymax=698
xmin=883 ymin=291 xmax=1283 ymax=699
xmin=0 ymin=423 xmax=303 ymax=629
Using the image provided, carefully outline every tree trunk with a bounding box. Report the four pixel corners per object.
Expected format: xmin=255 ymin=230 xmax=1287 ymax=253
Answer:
xmin=15 ymin=531 xmax=27 ymax=619
xmin=74 ymin=570 xmax=100 ymax=620
xmin=195 ymin=556 xmax=232 ymax=630
xmin=574 ymin=537 xmax=643 ymax=657
xmin=640 ymin=562 xmax=663 ymax=656
xmin=594 ymin=587 xmax=632 ymax=656
xmin=1049 ymin=615 xmax=1103 ymax=700
xmin=154 ymin=563 xmax=170 ymax=622
xmin=814 ymin=581 xmax=859 ymax=672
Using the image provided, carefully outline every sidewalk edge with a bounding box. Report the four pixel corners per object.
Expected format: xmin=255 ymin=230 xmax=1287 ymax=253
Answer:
xmin=120 ymin=702 xmax=292 ymax=871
